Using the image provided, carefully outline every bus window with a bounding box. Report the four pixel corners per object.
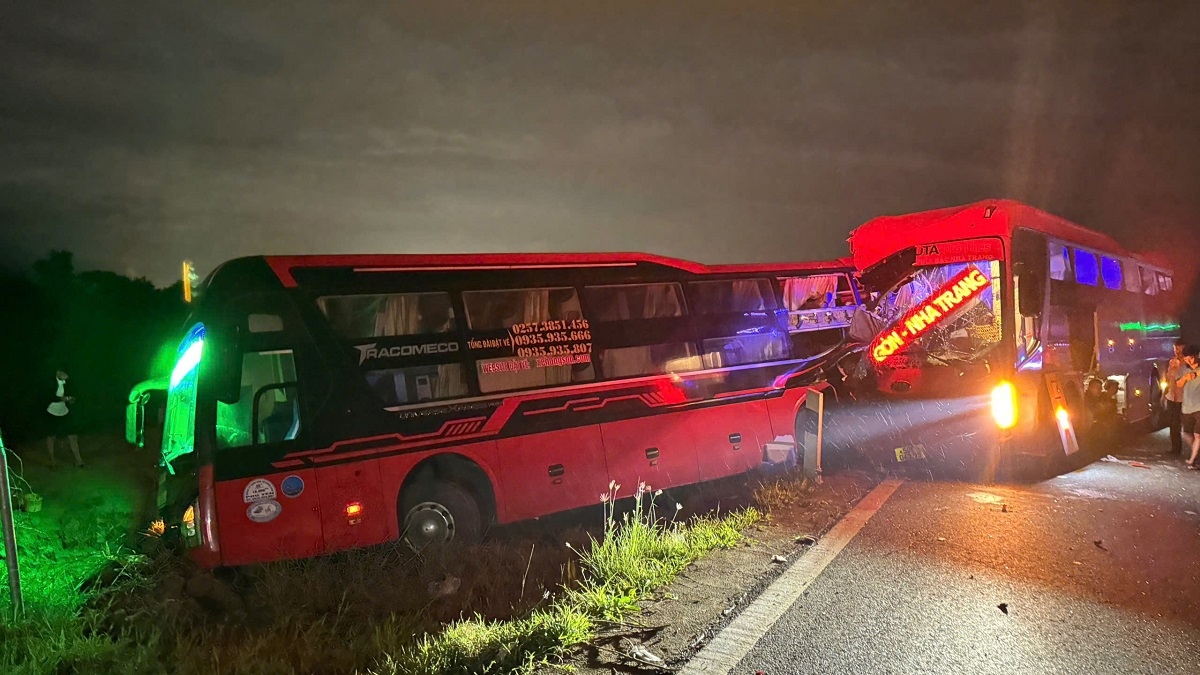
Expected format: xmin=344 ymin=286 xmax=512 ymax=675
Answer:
xmin=464 ymin=287 xmax=584 ymax=330
xmin=583 ymin=283 xmax=686 ymax=321
xmin=700 ymin=333 xmax=787 ymax=368
xmin=318 ymin=292 xmax=455 ymax=338
xmin=1123 ymin=261 xmax=1142 ymax=293
xmin=1158 ymin=273 xmax=1173 ymax=293
xmin=1073 ymin=249 xmax=1099 ymax=286
xmin=597 ymin=342 xmax=699 ymax=378
xmin=1049 ymin=242 xmax=1071 ymax=281
xmin=1140 ymin=266 xmax=1158 ymax=295
xmin=216 ymin=350 xmax=299 ymax=449
xmin=465 ymin=287 xmax=595 ymax=392
xmin=781 ymin=275 xmax=841 ymax=310
xmin=688 ymin=279 xmax=777 ymax=314
xmin=367 ymin=364 xmax=468 ymax=406
xmin=1100 ymin=256 xmax=1122 ymax=290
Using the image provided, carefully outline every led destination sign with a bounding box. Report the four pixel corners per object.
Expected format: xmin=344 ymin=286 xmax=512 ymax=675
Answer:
xmin=871 ymin=266 xmax=990 ymax=363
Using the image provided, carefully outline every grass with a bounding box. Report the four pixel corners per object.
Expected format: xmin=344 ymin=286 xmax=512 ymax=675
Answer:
xmin=1 ymin=479 xmax=761 ymax=675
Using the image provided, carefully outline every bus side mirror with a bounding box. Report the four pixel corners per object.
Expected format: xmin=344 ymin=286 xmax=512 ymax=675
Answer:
xmin=212 ymin=324 xmax=243 ymax=404
xmin=1017 ymin=269 xmax=1044 ymax=317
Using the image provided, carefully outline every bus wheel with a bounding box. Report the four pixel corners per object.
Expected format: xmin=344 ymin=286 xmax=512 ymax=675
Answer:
xmin=400 ymin=481 xmax=482 ymax=551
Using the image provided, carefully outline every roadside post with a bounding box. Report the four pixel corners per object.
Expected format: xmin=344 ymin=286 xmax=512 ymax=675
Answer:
xmin=801 ymin=388 xmax=825 ymax=484
xmin=0 ymin=427 xmax=24 ymax=617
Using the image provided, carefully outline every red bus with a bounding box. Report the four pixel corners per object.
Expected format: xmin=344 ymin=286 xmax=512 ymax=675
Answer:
xmin=824 ymin=199 xmax=1181 ymax=477
xmin=150 ymin=253 xmax=859 ymax=567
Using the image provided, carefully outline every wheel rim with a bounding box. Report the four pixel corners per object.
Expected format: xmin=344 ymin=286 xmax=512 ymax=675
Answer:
xmin=403 ymin=501 xmax=456 ymax=549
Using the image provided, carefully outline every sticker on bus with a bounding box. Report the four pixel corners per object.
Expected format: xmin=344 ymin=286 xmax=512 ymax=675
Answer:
xmin=243 ymin=478 xmax=277 ymax=503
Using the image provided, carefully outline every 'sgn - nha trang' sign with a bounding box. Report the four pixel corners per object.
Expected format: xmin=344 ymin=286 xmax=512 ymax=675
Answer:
xmin=871 ymin=266 xmax=990 ymax=363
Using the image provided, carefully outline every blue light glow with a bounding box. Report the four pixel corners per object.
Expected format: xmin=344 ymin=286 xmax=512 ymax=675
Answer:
xmin=1100 ymin=256 xmax=1122 ymax=290
xmin=1074 ymin=249 xmax=1099 ymax=286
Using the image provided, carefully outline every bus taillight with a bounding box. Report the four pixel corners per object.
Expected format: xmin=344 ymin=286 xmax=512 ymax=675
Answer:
xmin=991 ymin=381 xmax=1018 ymax=430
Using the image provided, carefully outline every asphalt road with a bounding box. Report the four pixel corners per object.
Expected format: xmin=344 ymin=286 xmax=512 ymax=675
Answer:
xmin=727 ymin=431 xmax=1200 ymax=674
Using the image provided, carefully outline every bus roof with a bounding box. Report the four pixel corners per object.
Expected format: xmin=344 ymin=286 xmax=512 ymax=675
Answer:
xmin=847 ymin=199 xmax=1164 ymax=273
xmin=260 ymin=253 xmax=855 ymax=288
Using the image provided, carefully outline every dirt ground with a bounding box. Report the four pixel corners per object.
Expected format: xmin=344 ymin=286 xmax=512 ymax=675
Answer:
xmin=537 ymin=469 xmax=882 ymax=674
xmin=2 ymin=432 xmax=157 ymax=614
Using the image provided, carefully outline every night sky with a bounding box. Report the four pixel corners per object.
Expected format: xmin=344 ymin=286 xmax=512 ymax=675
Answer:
xmin=1 ymin=1 xmax=1197 ymax=327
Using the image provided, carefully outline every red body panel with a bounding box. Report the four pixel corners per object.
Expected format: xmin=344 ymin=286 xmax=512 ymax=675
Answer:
xmin=766 ymin=387 xmax=811 ymax=441
xmin=497 ymin=425 xmax=611 ymax=522
xmin=214 ymin=469 xmax=323 ymax=566
xmin=600 ymin=411 xmax=701 ymax=493
xmin=190 ymin=463 xmax=222 ymax=569
xmin=693 ymin=400 xmax=773 ymax=481
xmin=315 ymin=462 xmax=390 ymax=553
xmin=848 ymin=200 xmax=1171 ymax=275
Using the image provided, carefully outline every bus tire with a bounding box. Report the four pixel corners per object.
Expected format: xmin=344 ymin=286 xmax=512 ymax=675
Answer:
xmin=400 ymin=480 xmax=482 ymax=551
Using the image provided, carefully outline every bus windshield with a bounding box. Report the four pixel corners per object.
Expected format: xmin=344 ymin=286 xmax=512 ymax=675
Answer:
xmin=872 ymin=260 xmax=1003 ymax=366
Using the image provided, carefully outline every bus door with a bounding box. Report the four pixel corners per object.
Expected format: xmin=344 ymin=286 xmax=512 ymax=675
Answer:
xmin=214 ymin=314 xmax=326 ymax=566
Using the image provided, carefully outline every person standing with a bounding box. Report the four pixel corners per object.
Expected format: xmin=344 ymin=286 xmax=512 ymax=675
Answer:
xmin=1178 ymin=345 xmax=1200 ymax=469
xmin=1164 ymin=339 xmax=1186 ymax=454
xmin=46 ymin=368 xmax=84 ymax=468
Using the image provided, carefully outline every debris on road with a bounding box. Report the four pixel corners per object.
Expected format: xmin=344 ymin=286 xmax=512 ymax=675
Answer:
xmin=625 ymin=643 xmax=667 ymax=670
xmin=427 ymin=575 xmax=461 ymax=598
xmin=1001 ymin=504 xmax=1008 ymax=513
xmin=772 ymin=554 xmax=788 ymax=564
xmin=1100 ymin=455 xmax=1121 ymax=463
xmin=937 ymin=536 xmax=946 ymax=541
xmin=1185 ymin=511 xmax=1197 ymax=516
xmin=794 ymin=534 xmax=817 ymax=545
xmin=1129 ymin=461 xmax=1150 ymax=469
xmin=997 ymin=602 xmax=1009 ymax=615
xmin=1093 ymin=540 xmax=1107 ymax=551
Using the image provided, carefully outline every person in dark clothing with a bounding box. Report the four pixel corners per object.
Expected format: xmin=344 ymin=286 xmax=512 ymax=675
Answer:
xmin=46 ymin=368 xmax=84 ymax=468
xmin=1164 ymin=339 xmax=1186 ymax=454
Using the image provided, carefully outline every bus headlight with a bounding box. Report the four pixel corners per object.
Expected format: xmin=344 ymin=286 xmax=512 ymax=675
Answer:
xmin=991 ymin=381 xmax=1018 ymax=430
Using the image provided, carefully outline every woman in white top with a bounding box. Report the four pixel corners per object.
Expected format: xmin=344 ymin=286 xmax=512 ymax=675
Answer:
xmin=46 ymin=369 xmax=84 ymax=468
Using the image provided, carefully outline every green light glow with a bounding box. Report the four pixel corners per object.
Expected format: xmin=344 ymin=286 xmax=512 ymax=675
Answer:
xmin=169 ymin=339 xmax=204 ymax=389
xmin=162 ymin=325 xmax=206 ymax=470
xmin=1118 ymin=321 xmax=1181 ymax=332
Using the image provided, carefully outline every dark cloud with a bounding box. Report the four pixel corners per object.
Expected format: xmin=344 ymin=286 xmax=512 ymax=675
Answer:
xmin=1 ymin=1 xmax=1199 ymax=332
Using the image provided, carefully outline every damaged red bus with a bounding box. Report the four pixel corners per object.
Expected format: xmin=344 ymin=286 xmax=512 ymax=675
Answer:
xmin=150 ymin=253 xmax=859 ymax=566
xmin=824 ymin=199 xmax=1181 ymax=477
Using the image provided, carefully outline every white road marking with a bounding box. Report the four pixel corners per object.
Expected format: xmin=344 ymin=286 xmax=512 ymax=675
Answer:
xmin=679 ymin=478 xmax=905 ymax=675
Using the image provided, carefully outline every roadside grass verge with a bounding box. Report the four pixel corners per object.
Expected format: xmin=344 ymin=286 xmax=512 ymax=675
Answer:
xmin=2 ymin=481 xmax=761 ymax=675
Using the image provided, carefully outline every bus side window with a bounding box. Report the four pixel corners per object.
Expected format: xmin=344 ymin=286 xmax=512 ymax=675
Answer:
xmin=465 ymin=287 xmax=596 ymax=392
xmin=689 ymin=278 xmax=786 ymax=368
xmin=1048 ymin=242 xmax=1071 ymax=281
xmin=217 ymin=350 xmax=300 ymax=449
xmin=1140 ymin=267 xmax=1158 ymax=295
xmin=317 ymin=292 xmax=455 ymax=338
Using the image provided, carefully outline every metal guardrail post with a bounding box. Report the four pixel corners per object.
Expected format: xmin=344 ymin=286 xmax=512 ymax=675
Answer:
xmin=0 ymin=427 xmax=24 ymax=617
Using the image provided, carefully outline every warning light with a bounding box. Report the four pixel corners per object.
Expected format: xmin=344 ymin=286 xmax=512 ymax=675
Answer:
xmin=871 ymin=266 xmax=991 ymax=363
xmin=345 ymin=502 xmax=363 ymax=517
xmin=1055 ymin=407 xmax=1070 ymax=425
xmin=1161 ymin=380 xmax=1170 ymax=392
xmin=991 ymin=381 xmax=1017 ymax=429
